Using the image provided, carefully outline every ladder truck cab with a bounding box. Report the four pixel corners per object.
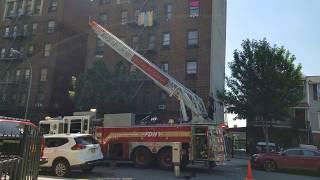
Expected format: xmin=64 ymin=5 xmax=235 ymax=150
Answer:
xmin=39 ymin=116 xmax=90 ymax=135
xmin=89 ymin=19 xmax=228 ymax=173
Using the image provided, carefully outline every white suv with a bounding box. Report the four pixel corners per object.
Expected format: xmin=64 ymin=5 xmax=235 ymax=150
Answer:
xmin=41 ymin=134 xmax=103 ymax=177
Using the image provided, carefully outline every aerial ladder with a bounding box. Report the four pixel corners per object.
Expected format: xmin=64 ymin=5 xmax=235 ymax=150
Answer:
xmin=89 ymin=20 xmax=211 ymax=124
xmin=89 ymin=20 xmax=228 ymax=176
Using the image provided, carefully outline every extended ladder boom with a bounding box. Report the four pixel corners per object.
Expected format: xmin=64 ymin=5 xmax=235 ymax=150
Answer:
xmin=89 ymin=20 xmax=209 ymax=123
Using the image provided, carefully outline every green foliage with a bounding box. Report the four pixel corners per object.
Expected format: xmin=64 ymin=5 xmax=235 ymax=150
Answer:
xmin=74 ymin=60 xmax=139 ymax=115
xmin=219 ymin=39 xmax=304 ymax=123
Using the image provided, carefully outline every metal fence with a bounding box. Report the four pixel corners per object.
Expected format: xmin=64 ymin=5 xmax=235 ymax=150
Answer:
xmin=0 ymin=125 xmax=41 ymax=180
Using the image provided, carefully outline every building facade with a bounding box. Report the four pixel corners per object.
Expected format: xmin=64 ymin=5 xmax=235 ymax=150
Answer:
xmin=303 ymin=76 xmax=320 ymax=146
xmin=0 ymin=0 xmax=89 ymax=122
xmin=247 ymin=76 xmax=320 ymax=151
xmin=0 ymin=0 xmax=227 ymax=123
xmin=86 ymin=0 xmax=226 ymax=123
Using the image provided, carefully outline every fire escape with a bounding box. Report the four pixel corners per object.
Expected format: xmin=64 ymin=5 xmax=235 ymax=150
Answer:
xmin=124 ymin=0 xmax=160 ymax=115
xmin=0 ymin=0 xmax=34 ymax=115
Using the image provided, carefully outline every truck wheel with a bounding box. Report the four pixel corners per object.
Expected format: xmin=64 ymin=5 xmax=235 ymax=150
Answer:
xmin=53 ymin=159 xmax=70 ymax=177
xmin=133 ymin=147 xmax=152 ymax=168
xmin=157 ymin=148 xmax=173 ymax=170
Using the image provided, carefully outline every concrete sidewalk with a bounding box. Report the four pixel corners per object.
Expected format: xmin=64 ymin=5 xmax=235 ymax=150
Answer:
xmin=38 ymin=176 xmax=86 ymax=180
xmin=38 ymin=176 xmax=134 ymax=180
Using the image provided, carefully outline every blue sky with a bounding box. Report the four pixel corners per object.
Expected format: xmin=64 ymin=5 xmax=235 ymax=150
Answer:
xmin=226 ymin=0 xmax=320 ymax=76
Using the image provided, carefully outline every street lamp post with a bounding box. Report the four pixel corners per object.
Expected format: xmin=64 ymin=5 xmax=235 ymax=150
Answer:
xmin=10 ymin=48 xmax=32 ymax=120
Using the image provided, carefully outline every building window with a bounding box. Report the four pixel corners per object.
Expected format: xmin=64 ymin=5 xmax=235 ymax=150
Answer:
xmin=313 ymin=84 xmax=320 ymax=100
xmin=318 ymin=112 xmax=320 ymax=128
xmin=100 ymin=0 xmax=111 ymax=4
xmin=13 ymin=26 xmax=17 ymax=38
xmin=160 ymin=62 xmax=169 ymax=73
xmin=44 ymin=44 xmax=52 ymax=57
xmin=16 ymin=69 xmax=21 ymax=82
xmin=121 ymin=11 xmax=128 ymax=25
xmin=159 ymin=91 xmax=167 ymax=103
xmin=4 ymin=71 xmax=11 ymax=82
xmin=186 ymin=61 xmax=197 ymax=75
xmin=148 ymin=35 xmax=156 ymax=49
xmin=17 ymin=0 xmax=24 ymax=15
xmin=49 ymin=0 xmax=58 ymax=12
xmin=165 ymin=4 xmax=172 ymax=20
xmin=36 ymin=92 xmax=44 ymax=107
xmin=1 ymin=48 xmax=5 ymax=58
xmin=6 ymin=1 xmax=15 ymax=16
xmin=4 ymin=27 xmax=10 ymax=37
xmin=1 ymin=93 xmax=7 ymax=102
xmin=134 ymin=9 xmax=140 ymax=23
xmin=12 ymin=93 xmax=17 ymax=102
xmin=132 ymin=36 xmax=139 ymax=50
xmin=40 ymin=68 xmax=48 ymax=82
xmin=26 ymin=0 xmax=33 ymax=15
xmin=189 ymin=0 xmax=200 ymax=18
xmin=28 ymin=45 xmax=34 ymax=55
xmin=25 ymin=69 xmax=31 ymax=81
xmin=48 ymin=21 xmax=56 ymax=33
xmin=32 ymin=23 xmax=38 ymax=35
xmin=96 ymin=38 xmax=104 ymax=57
xmin=98 ymin=13 xmax=108 ymax=24
xmin=162 ymin=32 xmax=171 ymax=48
xmin=318 ymin=84 xmax=320 ymax=100
xmin=34 ymin=0 xmax=42 ymax=14
xmin=188 ymin=30 xmax=199 ymax=47
xmin=20 ymin=93 xmax=26 ymax=105
xmin=23 ymin=24 xmax=28 ymax=36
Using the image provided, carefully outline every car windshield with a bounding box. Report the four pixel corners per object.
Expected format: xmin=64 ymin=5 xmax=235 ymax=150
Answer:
xmin=74 ymin=136 xmax=98 ymax=145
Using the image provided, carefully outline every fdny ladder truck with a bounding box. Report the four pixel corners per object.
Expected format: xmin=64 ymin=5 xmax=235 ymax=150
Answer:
xmin=89 ymin=20 xmax=227 ymax=176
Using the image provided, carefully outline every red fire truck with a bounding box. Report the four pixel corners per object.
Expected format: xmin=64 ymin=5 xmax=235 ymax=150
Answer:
xmin=88 ymin=20 xmax=227 ymax=173
xmin=95 ymin=124 xmax=226 ymax=169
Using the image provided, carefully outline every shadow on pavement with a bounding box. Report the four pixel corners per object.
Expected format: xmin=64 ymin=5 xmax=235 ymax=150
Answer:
xmin=254 ymin=168 xmax=320 ymax=178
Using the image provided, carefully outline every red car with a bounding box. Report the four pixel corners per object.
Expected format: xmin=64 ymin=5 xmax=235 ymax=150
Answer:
xmin=251 ymin=148 xmax=320 ymax=172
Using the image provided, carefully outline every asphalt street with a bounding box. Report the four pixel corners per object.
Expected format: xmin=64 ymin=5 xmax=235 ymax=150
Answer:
xmin=38 ymin=159 xmax=320 ymax=180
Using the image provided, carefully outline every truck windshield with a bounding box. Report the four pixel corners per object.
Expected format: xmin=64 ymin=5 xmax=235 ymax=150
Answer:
xmin=70 ymin=119 xmax=82 ymax=133
xmin=0 ymin=122 xmax=25 ymax=136
xmin=39 ymin=124 xmax=50 ymax=134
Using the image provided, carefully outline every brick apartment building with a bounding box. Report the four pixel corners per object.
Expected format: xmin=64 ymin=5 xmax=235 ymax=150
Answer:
xmin=0 ymin=0 xmax=90 ymax=121
xmin=86 ymin=0 xmax=227 ymax=122
xmin=0 ymin=0 xmax=226 ymax=123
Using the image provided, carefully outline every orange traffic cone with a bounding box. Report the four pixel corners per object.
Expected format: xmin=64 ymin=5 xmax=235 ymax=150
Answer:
xmin=245 ymin=160 xmax=254 ymax=180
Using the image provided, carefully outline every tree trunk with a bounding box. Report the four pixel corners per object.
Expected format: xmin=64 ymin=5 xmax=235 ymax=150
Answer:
xmin=263 ymin=116 xmax=270 ymax=153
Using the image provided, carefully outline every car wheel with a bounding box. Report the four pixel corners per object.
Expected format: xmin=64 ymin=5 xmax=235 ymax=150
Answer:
xmin=53 ymin=159 xmax=70 ymax=177
xmin=133 ymin=147 xmax=152 ymax=168
xmin=157 ymin=148 xmax=173 ymax=170
xmin=263 ymin=160 xmax=277 ymax=172
xmin=81 ymin=164 xmax=94 ymax=173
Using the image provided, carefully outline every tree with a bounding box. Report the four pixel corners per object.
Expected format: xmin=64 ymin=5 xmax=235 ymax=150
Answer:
xmin=219 ymin=39 xmax=304 ymax=152
xmin=74 ymin=60 xmax=139 ymax=116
